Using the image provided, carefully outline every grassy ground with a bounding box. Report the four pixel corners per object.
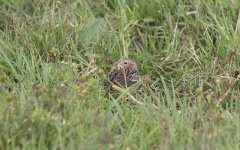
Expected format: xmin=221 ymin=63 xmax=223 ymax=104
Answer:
xmin=1 ymin=0 xmax=240 ymax=149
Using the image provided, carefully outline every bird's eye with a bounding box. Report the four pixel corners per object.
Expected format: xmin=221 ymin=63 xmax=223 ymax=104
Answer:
xmin=124 ymin=62 xmax=128 ymax=65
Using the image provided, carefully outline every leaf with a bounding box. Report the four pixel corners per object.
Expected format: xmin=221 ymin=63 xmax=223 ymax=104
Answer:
xmin=80 ymin=18 xmax=106 ymax=42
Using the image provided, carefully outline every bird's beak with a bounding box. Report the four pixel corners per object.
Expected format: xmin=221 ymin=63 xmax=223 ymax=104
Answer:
xmin=116 ymin=64 xmax=124 ymax=70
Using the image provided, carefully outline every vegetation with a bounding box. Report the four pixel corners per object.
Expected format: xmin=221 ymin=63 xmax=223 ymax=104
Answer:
xmin=1 ymin=0 xmax=240 ymax=149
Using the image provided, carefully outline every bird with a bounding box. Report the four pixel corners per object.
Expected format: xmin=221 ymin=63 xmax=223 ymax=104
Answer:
xmin=104 ymin=58 xmax=140 ymax=95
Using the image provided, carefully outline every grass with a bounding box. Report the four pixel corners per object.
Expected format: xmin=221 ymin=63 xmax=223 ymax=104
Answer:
xmin=1 ymin=0 xmax=240 ymax=149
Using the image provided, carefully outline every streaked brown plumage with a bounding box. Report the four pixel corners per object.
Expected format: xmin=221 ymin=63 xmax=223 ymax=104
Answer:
xmin=105 ymin=58 xmax=139 ymax=95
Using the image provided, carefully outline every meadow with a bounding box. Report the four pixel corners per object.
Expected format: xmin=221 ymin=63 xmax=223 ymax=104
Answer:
xmin=1 ymin=0 xmax=240 ymax=149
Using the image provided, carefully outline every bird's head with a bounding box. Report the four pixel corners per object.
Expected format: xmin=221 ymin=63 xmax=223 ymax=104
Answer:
xmin=115 ymin=58 xmax=138 ymax=71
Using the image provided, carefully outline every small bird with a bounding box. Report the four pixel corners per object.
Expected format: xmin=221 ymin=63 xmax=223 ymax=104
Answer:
xmin=104 ymin=58 xmax=140 ymax=95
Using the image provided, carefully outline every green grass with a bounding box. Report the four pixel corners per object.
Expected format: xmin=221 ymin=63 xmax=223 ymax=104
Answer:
xmin=1 ymin=0 xmax=240 ymax=149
